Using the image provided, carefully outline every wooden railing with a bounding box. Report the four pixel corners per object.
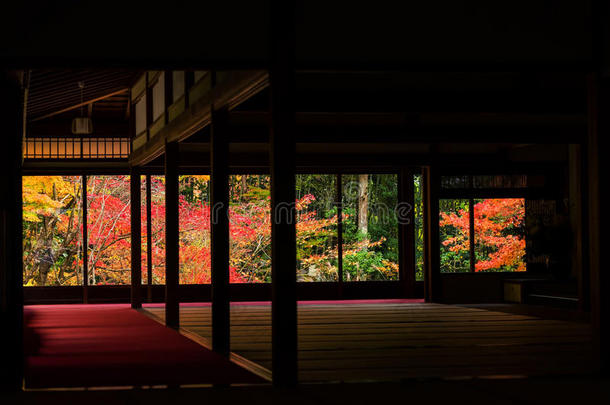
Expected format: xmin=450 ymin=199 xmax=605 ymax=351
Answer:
xmin=24 ymin=137 xmax=130 ymax=159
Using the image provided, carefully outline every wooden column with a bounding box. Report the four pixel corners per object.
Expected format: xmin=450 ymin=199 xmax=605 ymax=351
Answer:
xmin=165 ymin=142 xmax=180 ymax=328
xmin=588 ymin=73 xmax=608 ymax=374
xmin=423 ymin=166 xmax=441 ymax=302
xmin=210 ymin=106 xmax=230 ymax=356
xmin=130 ymin=167 xmax=142 ymax=308
xmin=269 ymin=0 xmax=298 ymax=387
xmin=0 ymin=72 xmax=24 ymax=391
xmin=569 ymin=144 xmax=588 ymax=311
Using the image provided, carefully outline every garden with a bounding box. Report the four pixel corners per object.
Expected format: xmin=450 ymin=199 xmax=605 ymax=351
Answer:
xmin=22 ymin=174 xmax=525 ymax=286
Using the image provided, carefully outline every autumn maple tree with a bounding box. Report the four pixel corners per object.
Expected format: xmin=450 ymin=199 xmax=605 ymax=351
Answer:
xmin=22 ymin=176 xmax=83 ymax=286
xmin=86 ymin=175 xmax=132 ymax=284
xmin=23 ymin=174 xmax=402 ymax=286
xmin=23 ymin=175 xmax=527 ymax=286
xmin=439 ymin=198 xmax=526 ymax=272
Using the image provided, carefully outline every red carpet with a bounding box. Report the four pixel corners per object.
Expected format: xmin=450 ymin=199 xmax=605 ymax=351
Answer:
xmin=24 ymin=304 xmax=265 ymax=388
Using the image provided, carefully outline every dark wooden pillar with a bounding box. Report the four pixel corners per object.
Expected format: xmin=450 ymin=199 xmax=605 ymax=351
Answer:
xmin=210 ymin=106 xmax=230 ymax=356
xmin=588 ymin=73 xmax=608 ymax=374
xmin=589 ymin=0 xmax=610 ymax=375
xmin=165 ymin=142 xmax=180 ymax=328
xmin=269 ymin=1 xmax=298 ymax=387
xmin=569 ymin=144 xmax=588 ymax=311
xmin=423 ymin=166 xmax=441 ymax=302
xmin=130 ymin=167 xmax=142 ymax=308
xmin=0 ymin=72 xmax=24 ymax=391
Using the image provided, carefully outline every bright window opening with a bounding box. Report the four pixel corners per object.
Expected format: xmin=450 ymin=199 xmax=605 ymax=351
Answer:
xmin=341 ymin=174 xmax=399 ymax=281
xmin=440 ymin=198 xmax=526 ymax=273
xmin=23 ymin=176 xmax=83 ymax=286
xmin=86 ymin=175 xmax=131 ymax=285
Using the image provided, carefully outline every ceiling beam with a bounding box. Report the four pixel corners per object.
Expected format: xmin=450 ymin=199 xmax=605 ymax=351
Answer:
xmin=27 ymin=120 xmax=130 ymax=137
xmin=30 ymin=88 xmax=129 ymax=122
xmin=228 ymin=111 xmax=587 ymax=127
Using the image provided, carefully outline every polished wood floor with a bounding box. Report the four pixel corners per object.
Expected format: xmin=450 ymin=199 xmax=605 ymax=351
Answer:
xmin=143 ymin=302 xmax=593 ymax=382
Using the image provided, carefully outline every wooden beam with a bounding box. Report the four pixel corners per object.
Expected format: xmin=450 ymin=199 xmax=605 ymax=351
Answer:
xmin=210 ymin=105 xmax=230 ymax=356
xmin=269 ymin=0 xmax=298 ymax=387
xmin=130 ymin=167 xmax=142 ymax=308
xmin=22 ymin=161 xmax=130 ymax=172
xmin=173 ymin=141 xmax=572 ymax=172
xmin=27 ymin=120 xmax=130 ymax=138
xmin=229 ymin=111 xmax=587 ymax=128
xmin=30 ymin=88 xmax=129 ymax=122
xmin=174 ymin=115 xmax=585 ymax=145
xmin=423 ymin=165 xmax=441 ymax=302
xmin=164 ymin=141 xmax=180 ymax=328
xmin=292 ymin=81 xmax=585 ymax=115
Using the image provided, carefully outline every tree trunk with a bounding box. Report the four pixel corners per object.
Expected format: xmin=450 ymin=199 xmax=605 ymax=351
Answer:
xmin=242 ymin=175 xmax=248 ymax=201
xmin=358 ymin=174 xmax=368 ymax=237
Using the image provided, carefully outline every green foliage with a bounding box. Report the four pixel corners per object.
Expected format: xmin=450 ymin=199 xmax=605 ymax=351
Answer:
xmin=179 ymin=175 xmax=209 ymax=204
xmin=413 ymin=174 xmax=424 ymax=281
xmin=340 ymin=174 xmax=399 ymax=281
xmin=23 ymin=174 xmax=404 ymax=286
xmin=439 ymin=199 xmax=471 ymax=273
xmin=22 ymin=176 xmax=83 ymax=286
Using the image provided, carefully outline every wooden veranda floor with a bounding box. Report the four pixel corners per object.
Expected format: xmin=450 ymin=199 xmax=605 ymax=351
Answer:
xmin=143 ymin=301 xmax=594 ymax=382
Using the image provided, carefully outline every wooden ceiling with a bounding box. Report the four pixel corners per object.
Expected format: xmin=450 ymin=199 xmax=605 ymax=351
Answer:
xmin=26 ymin=69 xmax=139 ymax=121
